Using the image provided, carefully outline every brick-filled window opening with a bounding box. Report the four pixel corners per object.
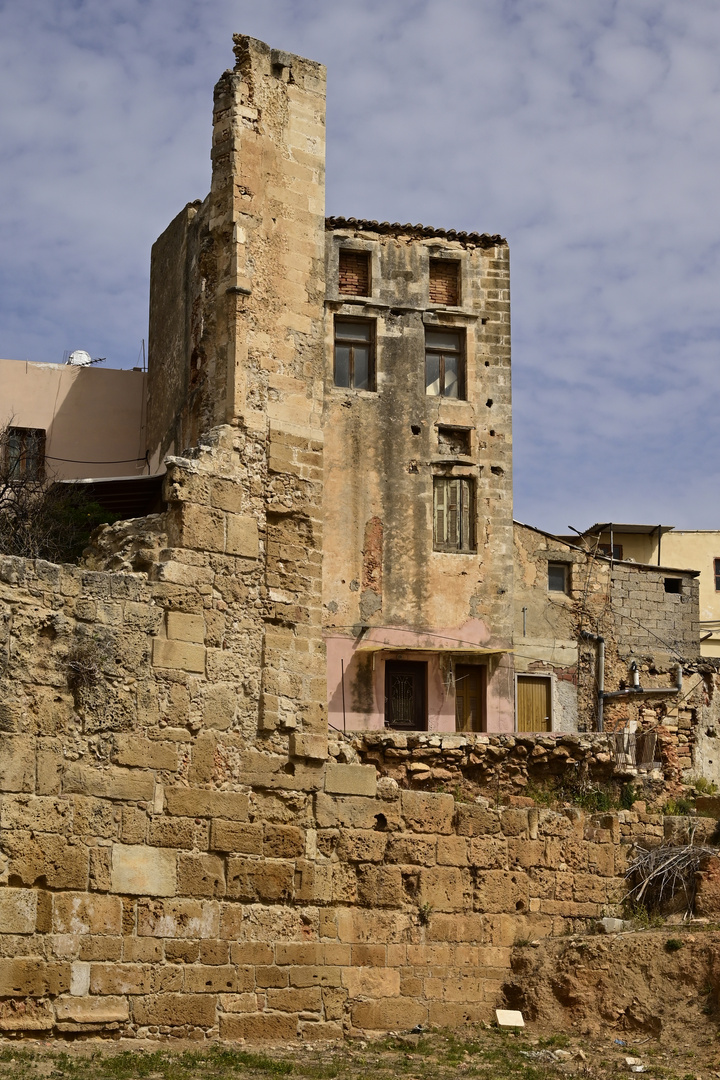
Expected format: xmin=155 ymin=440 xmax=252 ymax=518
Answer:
xmin=548 ymin=562 xmax=568 ymax=593
xmin=338 ymin=250 xmax=370 ymax=297
xmin=425 ymin=329 xmax=465 ymax=398
xmin=433 ymin=476 xmax=475 ymax=553
xmin=714 ymin=558 xmax=720 ymax=591
xmin=429 ymin=259 xmax=460 ymax=306
xmin=4 ymin=426 xmax=45 ymax=481
xmin=334 ymin=318 xmax=375 ymax=391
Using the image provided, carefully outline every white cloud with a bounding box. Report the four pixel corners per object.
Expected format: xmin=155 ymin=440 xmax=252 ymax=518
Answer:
xmin=1 ymin=0 xmax=719 ymax=528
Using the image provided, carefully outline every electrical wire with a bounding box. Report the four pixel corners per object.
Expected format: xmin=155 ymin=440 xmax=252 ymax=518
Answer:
xmin=45 ymin=455 xmax=147 ymax=465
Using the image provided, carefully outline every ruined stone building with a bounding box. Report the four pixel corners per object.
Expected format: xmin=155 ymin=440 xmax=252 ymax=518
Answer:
xmin=2 ymin=33 xmax=720 ymax=1042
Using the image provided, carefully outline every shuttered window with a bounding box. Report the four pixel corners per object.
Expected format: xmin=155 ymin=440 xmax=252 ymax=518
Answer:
xmin=433 ymin=476 xmax=475 ymax=553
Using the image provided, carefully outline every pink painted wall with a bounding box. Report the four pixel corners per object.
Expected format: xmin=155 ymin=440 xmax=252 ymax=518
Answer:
xmin=326 ymin=626 xmax=515 ymax=734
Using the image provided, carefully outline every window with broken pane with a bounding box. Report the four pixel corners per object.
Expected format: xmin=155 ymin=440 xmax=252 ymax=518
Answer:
xmin=433 ymin=476 xmax=475 ymax=553
xmin=425 ymin=329 xmax=464 ymax=398
xmin=333 ymin=318 xmax=375 ymax=391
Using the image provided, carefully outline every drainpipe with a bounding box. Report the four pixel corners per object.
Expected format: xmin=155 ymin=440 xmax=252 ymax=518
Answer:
xmin=581 ymin=631 xmax=605 ymax=733
xmin=602 ymin=663 xmax=683 ymax=700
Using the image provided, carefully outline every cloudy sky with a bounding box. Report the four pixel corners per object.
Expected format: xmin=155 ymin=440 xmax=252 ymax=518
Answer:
xmin=1 ymin=0 xmax=719 ymax=532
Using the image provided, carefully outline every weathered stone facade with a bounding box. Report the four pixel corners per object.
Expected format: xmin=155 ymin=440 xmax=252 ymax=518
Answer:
xmin=0 ymin=32 xmax=718 ymax=1043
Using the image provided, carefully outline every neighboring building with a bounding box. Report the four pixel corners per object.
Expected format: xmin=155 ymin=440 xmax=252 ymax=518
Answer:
xmin=0 ymin=357 xmax=147 ymax=481
xmin=322 ymin=220 xmax=513 ymax=733
xmin=568 ymin=523 xmax=720 ymax=658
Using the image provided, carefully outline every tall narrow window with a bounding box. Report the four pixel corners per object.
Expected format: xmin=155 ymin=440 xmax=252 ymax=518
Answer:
xmin=433 ymin=476 xmax=475 ymax=553
xmin=333 ymin=318 xmax=375 ymax=391
xmin=429 ymin=259 xmax=459 ymax=306
xmin=385 ymin=660 xmax=427 ymax=730
xmin=338 ymin=250 xmax=370 ymax=297
xmin=425 ymin=329 xmax=464 ymax=398
xmin=714 ymin=558 xmax=720 ymax=591
xmin=4 ymin=427 xmax=46 ymax=481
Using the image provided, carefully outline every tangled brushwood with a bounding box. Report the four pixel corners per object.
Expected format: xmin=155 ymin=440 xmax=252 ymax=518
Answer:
xmin=625 ymin=841 xmax=720 ymax=916
xmin=0 ymin=422 xmax=116 ymax=562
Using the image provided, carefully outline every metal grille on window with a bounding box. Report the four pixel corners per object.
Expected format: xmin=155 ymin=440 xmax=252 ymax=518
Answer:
xmin=6 ymin=427 xmax=45 ymax=481
xmin=433 ymin=476 xmax=474 ymax=552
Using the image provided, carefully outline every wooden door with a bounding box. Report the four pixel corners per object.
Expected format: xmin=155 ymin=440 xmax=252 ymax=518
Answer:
xmin=385 ymin=661 xmax=427 ymax=730
xmin=455 ymin=664 xmax=486 ymax=732
xmin=516 ymin=675 xmax=552 ymax=732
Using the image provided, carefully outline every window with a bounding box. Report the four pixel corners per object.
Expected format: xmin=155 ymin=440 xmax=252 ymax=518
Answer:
xmin=385 ymin=660 xmax=427 ymax=730
xmin=425 ymin=329 xmax=464 ymax=398
xmin=715 ymin=559 xmax=720 ymax=592
xmin=333 ymin=318 xmax=375 ymax=390
xmin=664 ymin=578 xmax=681 ymax=594
xmin=433 ymin=476 xmax=475 ymax=553
xmin=547 ymin=562 xmax=568 ymax=593
xmin=429 ymin=259 xmax=459 ymax=306
xmin=4 ymin=427 xmax=45 ymax=481
xmin=598 ymin=542 xmax=623 ymax=560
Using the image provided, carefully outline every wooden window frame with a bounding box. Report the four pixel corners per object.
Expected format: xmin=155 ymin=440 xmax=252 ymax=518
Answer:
xmin=433 ymin=476 xmax=475 ymax=553
xmin=5 ymin=426 xmax=46 ymax=481
xmin=425 ymin=328 xmax=465 ymax=399
xmin=333 ymin=317 xmax=376 ymax=391
xmin=515 ymin=672 xmax=554 ymax=733
xmin=547 ymin=562 xmax=568 ymax=593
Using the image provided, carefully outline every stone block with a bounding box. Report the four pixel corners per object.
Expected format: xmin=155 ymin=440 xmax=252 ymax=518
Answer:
xmin=357 ymin=865 xmax=403 ymax=907
xmin=289 ymin=733 xmax=328 ymax=760
xmin=3 ymin=831 xmax=89 ymax=889
xmin=53 ymin=893 xmax=122 ymax=935
xmin=209 ymin=478 xmax=245 ymax=514
xmin=337 ymin=829 xmax=387 ymax=863
xmin=165 ymin=788 xmax=249 ymax=820
xmin=266 ymin=986 xmax=322 ymax=1012
xmin=0 ymin=1000 xmax=54 ymax=1030
xmin=418 ymin=867 xmax=467 ymax=911
xmin=184 ymin=965 xmax=241 ymax=993
xmin=351 ymin=999 xmax=427 ymax=1030
xmin=226 ymin=858 xmax=294 ymax=902
xmin=211 ymin=820 xmax=263 ymax=854
xmin=166 ymin=611 xmax=206 ymax=643
xmin=289 ymin=966 xmax=342 ymax=988
xmin=54 ymin=995 xmax=129 ymax=1023
xmin=133 ymin=992 xmax=217 ymax=1026
xmin=113 ymin=736 xmax=179 ymax=772
xmin=0 ymin=959 xmax=70 ymax=997
xmin=111 ymin=844 xmax=177 ymax=897
xmin=0 ymin=735 xmax=35 ymax=793
xmin=342 ymin=968 xmax=400 ymax=997
xmin=325 ymin=764 xmax=376 ymax=796
xmin=177 ymin=853 xmax=226 ymax=897
xmin=70 ymin=961 xmax=90 ymax=996
xmin=63 ymin=764 xmax=154 ymax=802
xmin=314 ymin=793 xmax=399 ymax=831
xmin=226 ymin=515 xmax=259 ymax=557
xmin=263 ymin=824 xmax=305 ymax=858
xmin=179 ymin=504 xmax=225 ymax=552
xmin=152 ymin=639 xmax=206 ymax=673
xmin=219 ymin=1012 xmax=298 ymax=1041
xmin=0 ymin=889 xmax=37 ymax=934
xmin=401 ymin=790 xmax=455 ymax=834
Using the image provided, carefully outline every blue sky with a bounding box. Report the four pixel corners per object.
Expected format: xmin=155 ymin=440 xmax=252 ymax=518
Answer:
xmin=1 ymin=0 xmax=720 ymax=531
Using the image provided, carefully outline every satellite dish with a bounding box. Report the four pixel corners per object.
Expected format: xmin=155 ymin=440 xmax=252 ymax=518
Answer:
xmin=67 ymin=350 xmax=93 ymax=366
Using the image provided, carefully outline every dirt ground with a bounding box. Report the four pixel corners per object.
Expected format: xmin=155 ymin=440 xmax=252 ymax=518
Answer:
xmin=0 ymin=1021 xmax=717 ymax=1080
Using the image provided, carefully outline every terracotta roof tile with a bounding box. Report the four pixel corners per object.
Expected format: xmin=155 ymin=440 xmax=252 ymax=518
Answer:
xmin=325 ymin=217 xmax=505 ymax=248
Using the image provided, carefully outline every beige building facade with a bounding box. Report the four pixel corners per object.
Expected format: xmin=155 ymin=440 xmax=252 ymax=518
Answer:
xmin=0 ymin=358 xmax=147 ymax=481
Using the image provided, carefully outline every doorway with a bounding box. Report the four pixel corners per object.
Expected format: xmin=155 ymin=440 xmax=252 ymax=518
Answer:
xmin=516 ymin=674 xmax=552 ymax=732
xmin=384 ymin=660 xmax=427 ymax=730
xmin=455 ymin=664 xmax=486 ymax=732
